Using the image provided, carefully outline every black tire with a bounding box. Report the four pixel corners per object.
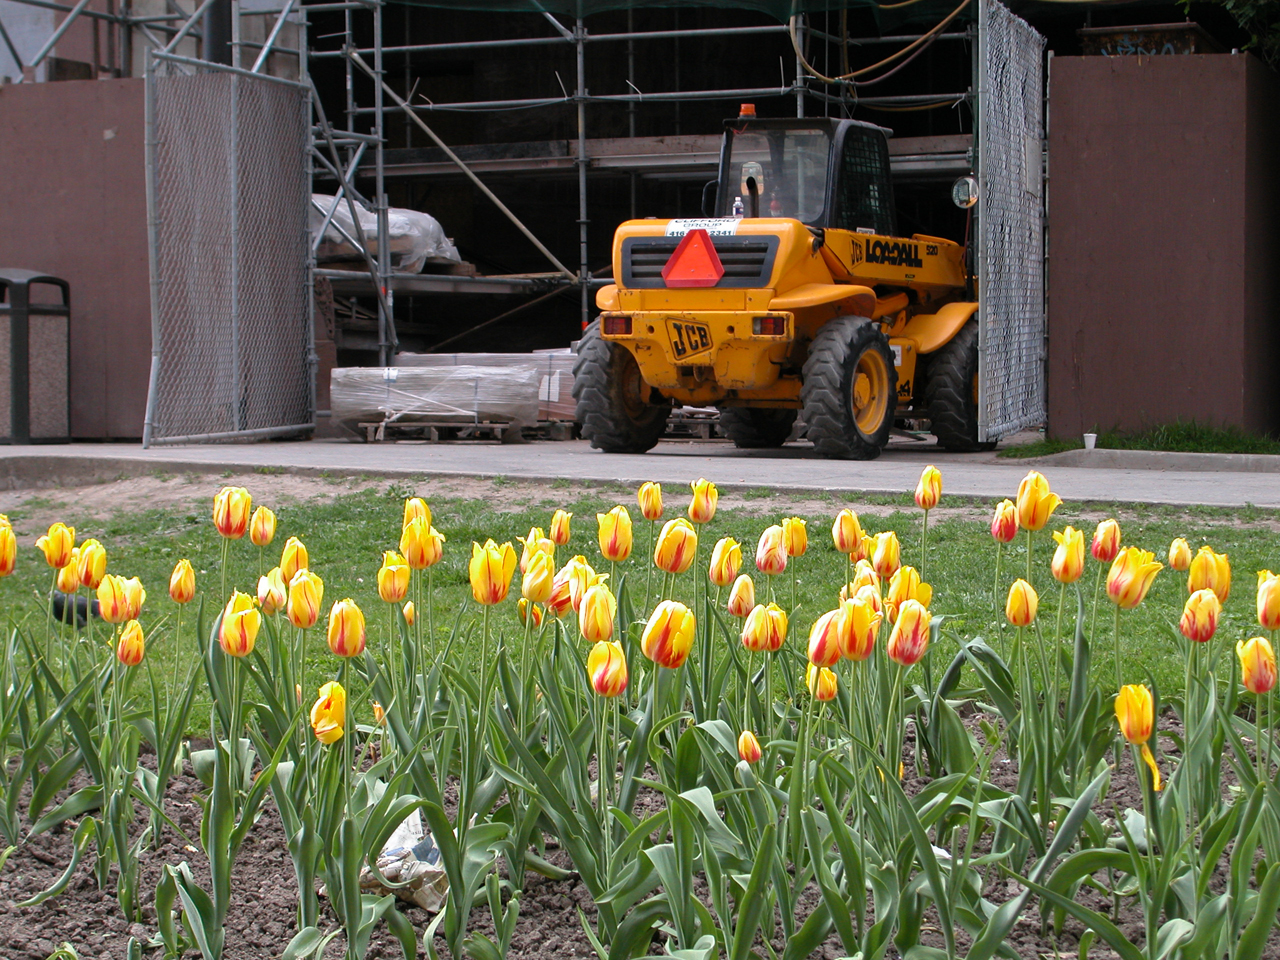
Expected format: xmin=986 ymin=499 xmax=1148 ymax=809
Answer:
xmin=800 ymin=316 xmax=897 ymax=460
xmin=718 ymin=407 xmax=797 ymax=448
xmin=923 ymin=317 xmax=996 ymax=452
xmin=572 ymin=319 xmax=671 ymax=453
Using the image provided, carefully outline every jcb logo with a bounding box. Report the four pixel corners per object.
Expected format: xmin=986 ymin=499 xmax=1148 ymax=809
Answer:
xmin=667 ymin=319 xmax=712 ymax=359
xmin=850 ymin=239 xmax=864 ymax=265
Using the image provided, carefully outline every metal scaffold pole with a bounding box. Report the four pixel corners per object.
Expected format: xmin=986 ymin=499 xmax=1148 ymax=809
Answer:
xmin=576 ymin=16 xmax=589 ymax=330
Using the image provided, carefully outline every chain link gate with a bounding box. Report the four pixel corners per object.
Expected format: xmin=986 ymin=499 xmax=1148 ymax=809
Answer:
xmin=143 ymin=65 xmax=314 ymax=446
xmin=976 ymin=0 xmax=1047 ymax=442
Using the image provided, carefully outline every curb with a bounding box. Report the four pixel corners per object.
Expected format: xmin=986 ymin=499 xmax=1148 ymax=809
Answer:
xmin=1030 ymin=448 xmax=1280 ymax=474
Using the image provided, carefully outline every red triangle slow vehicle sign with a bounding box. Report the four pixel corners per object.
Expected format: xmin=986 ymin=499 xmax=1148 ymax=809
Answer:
xmin=661 ymin=228 xmax=724 ymax=288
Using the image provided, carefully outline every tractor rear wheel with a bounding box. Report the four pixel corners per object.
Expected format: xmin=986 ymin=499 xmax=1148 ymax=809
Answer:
xmin=923 ymin=318 xmax=996 ymax=452
xmin=800 ymin=316 xmax=897 ymax=460
xmin=718 ymin=407 xmax=797 ymax=448
xmin=573 ymin=319 xmax=671 ymax=453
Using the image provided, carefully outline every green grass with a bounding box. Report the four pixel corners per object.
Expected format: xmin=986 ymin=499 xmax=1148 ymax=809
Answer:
xmin=1001 ymin=420 xmax=1280 ymax=458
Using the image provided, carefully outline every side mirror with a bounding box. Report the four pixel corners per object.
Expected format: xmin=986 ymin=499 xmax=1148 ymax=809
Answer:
xmin=951 ymin=176 xmax=978 ymax=209
xmin=701 ymin=180 xmax=719 ymax=217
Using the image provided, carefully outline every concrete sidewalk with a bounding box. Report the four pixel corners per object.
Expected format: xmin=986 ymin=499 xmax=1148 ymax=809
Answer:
xmin=3 ymin=437 xmax=1280 ymax=509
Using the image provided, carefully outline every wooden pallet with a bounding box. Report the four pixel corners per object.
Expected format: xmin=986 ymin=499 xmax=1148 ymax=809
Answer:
xmin=357 ymin=420 xmax=574 ymax=443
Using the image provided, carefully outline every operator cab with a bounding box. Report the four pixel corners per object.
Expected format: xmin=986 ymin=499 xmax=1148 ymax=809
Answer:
xmin=710 ymin=108 xmax=897 ymax=236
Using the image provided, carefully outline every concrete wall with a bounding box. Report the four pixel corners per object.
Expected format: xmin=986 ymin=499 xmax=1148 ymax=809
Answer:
xmin=0 ymin=78 xmax=149 ymax=438
xmin=1046 ymin=54 xmax=1280 ymax=438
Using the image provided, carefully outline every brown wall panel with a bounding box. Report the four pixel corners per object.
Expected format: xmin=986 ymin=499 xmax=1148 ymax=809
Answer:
xmin=0 ymin=78 xmax=149 ymax=439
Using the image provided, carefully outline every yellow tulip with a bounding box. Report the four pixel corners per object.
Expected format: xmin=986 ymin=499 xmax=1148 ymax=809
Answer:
xmin=641 ymin=600 xmax=696 ymax=669
xmin=708 ymin=537 xmax=742 ymax=588
xmin=990 ymin=499 xmax=1018 ymax=544
xmin=97 ymin=574 xmax=130 ymax=624
xmin=1106 ymin=547 xmax=1163 ymax=610
xmin=549 ymin=509 xmax=572 ymax=546
xmin=56 ymin=550 xmax=81 ymax=593
xmin=741 ymin=602 xmax=787 ymax=653
xmin=872 ymin=531 xmax=901 ymax=579
xmin=726 ymin=574 xmax=755 ymax=617
xmin=403 ymin=497 xmax=431 ymax=532
xmin=249 ymin=506 xmax=276 ymax=548
xmin=277 ymin=536 xmax=308 ymax=585
xmin=831 ymin=508 xmax=863 ymax=555
xmin=522 ymin=550 xmax=555 ymax=603
xmin=169 ymin=559 xmax=196 ymax=604
xmin=1167 ymin=537 xmax=1191 ymax=572
xmin=257 ymin=567 xmax=287 ymax=616
xmin=1180 ymin=589 xmax=1220 ymax=644
xmin=220 ymin=591 xmax=261 ymax=657
xmin=1051 ymin=526 xmax=1086 ymax=584
xmin=287 ymin=570 xmax=325 ymax=629
xmin=887 ymin=599 xmax=930 ymax=665
xmin=518 ymin=526 xmax=554 ymax=574
xmin=1091 ymin=519 xmax=1122 ymax=563
xmin=546 ymin=565 xmax=575 ymax=618
xmin=587 ymin=640 xmax=628 ymax=697
xmin=327 ymin=598 xmax=366 ymax=657
xmin=1015 ymin=471 xmax=1062 ymax=532
xmin=518 ymin=597 xmax=543 ymax=628
xmin=914 ymin=464 xmax=942 ymax=511
xmin=578 ymin=583 xmax=617 ymax=643
xmin=402 ymin=600 xmax=416 ymax=626
xmin=654 ymin=518 xmax=698 ymax=574
xmin=855 ymin=533 xmax=875 ymax=563
xmin=637 ymin=482 xmax=663 ymax=521
xmin=1005 ymin=579 xmax=1038 ymax=627
xmin=1237 ymin=636 xmax=1277 ymax=695
xmin=469 ymin=540 xmax=517 ymax=605
xmin=737 ymin=730 xmax=762 ymax=764
xmin=1188 ymin=546 xmax=1230 ymax=602
xmin=0 ymin=525 xmax=15 ymax=578
xmin=807 ymin=607 xmax=847 ymax=668
xmin=842 ymin=595 xmax=880 ymax=661
xmin=76 ymin=539 xmax=107 ymax=590
xmin=212 ymin=487 xmax=251 ymax=539
xmin=563 ymin=555 xmax=606 ymax=612
xmin=805 ymin=663 xmax=838 ymax=702
xmin=35 ymin=522 xmax=75 ymax=568
xmin=310 ymin=681 xmax=345 ymax=744
xmin=1258 ymin=570 xmax=1280 ymax=631
xmin=755 ymin=525 xmax=788 ymax=576
xmin=116 ymin=620 xmax=145 ymax=667
xmin=885 ymin=565 xmax=932 ymax=623
xmin=688 ymin=478 xmax=718 ymax=524
xmin=400 ymin=521 xmax=445 ymax=570
xmin=781 ymin=517 xmax=807 ymax=558
xmin=847 ymin=559 xmax=880 ymax=596
xmin=597 ymin=506 xmax=633 ymax=563
xmin=122 ymin=577 xmax=146 ymax=620
xmin=377 ymin=551 xmax=410 ymax=603
xmin=373 ymin=702 xmax=386 ymax=726
xmin=1115 ymin=683 xmax=1161 ymax=791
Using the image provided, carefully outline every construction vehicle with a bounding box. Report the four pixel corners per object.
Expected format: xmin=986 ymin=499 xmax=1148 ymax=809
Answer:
xmin=573 ymin=107 xmax=986 ymax=459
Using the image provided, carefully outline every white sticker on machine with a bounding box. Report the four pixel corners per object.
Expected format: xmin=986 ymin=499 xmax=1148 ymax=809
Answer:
xmin=665 ymin=219 xmax=740 ymax=237
xmin=890 ymin=344 xmax=903 ymax=367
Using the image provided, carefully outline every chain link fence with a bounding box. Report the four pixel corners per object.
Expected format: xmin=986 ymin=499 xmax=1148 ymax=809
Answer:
xmin=976 ymin=0 xmax=1047 ymax=442
xmin=143 ymin=66 xmax=314 ymax=446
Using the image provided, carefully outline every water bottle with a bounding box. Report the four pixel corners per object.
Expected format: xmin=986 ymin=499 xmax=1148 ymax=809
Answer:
xmin=731 ymin=196 xmax=744 ymax=218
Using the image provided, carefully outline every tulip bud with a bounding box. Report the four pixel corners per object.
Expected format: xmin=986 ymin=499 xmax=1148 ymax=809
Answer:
xmin=587 ymin=640 xmax=628 ymax=697
xmin=990 ymin=499 xmax=1018 ymax=544
xmin=212 ymin=487 xmax=251 ymax=540
xmin=327 ymin=598 xmax=367 ymax=657
xmin=310 ymin=681 xmax=346 ymax=744
xmin=117 ymin=620 xmax=145 ymax=667
xmin=98 ymin=574 xmax=130 ymax=624
xmin=914 ymin=465 xmax=942 ymax=511
xmin=287 ymin=570 xmax=325 ymax=629
xmin=755 ymin=525 xmax=788 ymax=576
xmin=1237 ymin=636 xmax=1277 ymax=695
xmin=1091 ymin=519 xmax=1122 ymax=564
xmin=57 ymin=550 xmax=81 ymax=593
xmin=654 ymin=518 xmax=698 ymax=574
xmin=403 ymin=497 xmax=431 ymax=531
xmin=726 ymin=574 xmax=755 ymax=617
xmin=708 ymin=537 xmax=742 ymax=588
xmin=518 ymin=526 xmax=554 ymax=574
xmin=280 ymin=536 xmax=309 ymax=585
xmin=258 ymin=567 xmax=287 ymax=616
xmin=518 ymin=597 xmax=543 ymax=628
xmin=579 ymin=583 xmax=617 ymax=643
xmin=122 ymin=577 xmax=146 ymax=620
xmin=1180 ymin=589 xmax=1221 ymax=643
xmin=1107 ymin=547 xmax=1163 ymax=610
xmin=887 ymin=599 xmax=930 ymax=666
xmin=1005 ymin=579 xmax=1038 ymax=627
xmin=522 ymin=550 xmax=555 ymax=604
xmin=549 ymin=509 xmax=572 ymax=546
xmin=1188 ymin=546 xmax=1231 ymax=602
xmin=1167 ymin=537 xmax=1192 ymax=573
xmin=377 ymin=551 xmax=410 ymax=603
xmin=1115 ymin=683 xmax=1161 ymax=791
xmin=805 ymin=663 xmax=838 ymax=701
xmin=0 ymin=525 xmax=15 ymax=578
xmin=35 ymin=522 xmax=75 ymax=568
xmin=737 ymin=730 xmax=762 ymax=764
xmin=781 ymin=517 xmax=807 ymax=558
xmin=1051 ymin=526 xmax=1086 ymax=584
xmin=1259 ymin=570 xmax=1280 ymax=631
xmin=885 ymin=565 xmax=932 ymax=623
xmin=741 ymin=602 xmax=787 ymax=653
xmin=76 ymin=539 xmax=107 ymax=591
xmin=249 ymin=506 xmax=276 ymax=548
xmin=373 ymin=702 xmax=386 ymax=726
xmin=220 ymin=591 xmax=261 ymax=657
xmin=469 ymin=540 xmax=517 ymax=605
xmin=807 ymin=607 xmax=847 ymax=668
xmin=871 ymin=531 xmax=901 ymax=579
xmin=169 ymin=559 xmax=196 ymax=604
xmin=402 ymin=600 xmax=415 ymax=626
xmin=597 ymin=506 xmax=633 ymax=563
xmin=642 ymin=600 xmax=696 ymax=669
xmin=842 ymin=595 xmax=880 ymax=661
xmin=688 ymin=478 xmax=718 ymax=524
xmin=637 ymin=482 xmax=663 ymax=522
xmin=1015 ymin=471 xmax=1062 ymax=532
xmin=831 ymin=509 xmax=863 ymax=555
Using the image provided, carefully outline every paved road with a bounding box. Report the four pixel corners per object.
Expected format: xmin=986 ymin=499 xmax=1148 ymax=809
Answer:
xmin=4 ymin=437 xmax=1280 ymax=508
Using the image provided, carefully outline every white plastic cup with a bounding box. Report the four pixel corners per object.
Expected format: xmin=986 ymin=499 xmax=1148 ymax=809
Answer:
xmin=1083 ymin=433 xmax=1097 ymax=451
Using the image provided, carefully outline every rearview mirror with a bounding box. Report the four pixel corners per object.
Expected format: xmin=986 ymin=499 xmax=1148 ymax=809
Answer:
xmin=951 ymin=176 xmax=978 ymax=209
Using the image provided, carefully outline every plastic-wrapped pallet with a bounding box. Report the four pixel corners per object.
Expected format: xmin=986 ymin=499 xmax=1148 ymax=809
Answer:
xmin=309 ymin=194 xmax=460 ymax=274
xmin=330 ymin=365 xmax=539 ymax=438
xmin=394 ymin=351 xmax=576 ymax=421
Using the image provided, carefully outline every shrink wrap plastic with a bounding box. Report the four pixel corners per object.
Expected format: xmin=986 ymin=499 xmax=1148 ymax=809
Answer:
xmin=309 ymin=194 xmax=460 ymax=273
xmin=330 ymin=365 xmax=540 ymax=435
xmin=394 ymin=350 xmax=576 ymax=421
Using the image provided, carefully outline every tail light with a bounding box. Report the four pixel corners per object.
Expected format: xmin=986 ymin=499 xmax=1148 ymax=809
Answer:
xmin=602 ymin=314 xmax=632 ymax=336
xmin=752 ymin=315 xmax=788 ymax=337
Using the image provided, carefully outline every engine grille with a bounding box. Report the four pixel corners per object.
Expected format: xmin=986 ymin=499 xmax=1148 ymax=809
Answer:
xmin=620 ymin=235 xmax=779 ymax=289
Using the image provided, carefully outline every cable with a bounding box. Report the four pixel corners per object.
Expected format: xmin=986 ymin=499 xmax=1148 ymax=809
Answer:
xmin=860 ymin=98 xmax=964 ymax=111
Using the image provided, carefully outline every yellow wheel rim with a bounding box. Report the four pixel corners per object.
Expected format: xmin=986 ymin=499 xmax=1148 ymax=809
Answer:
xmin=851 ymin=348 xmax=890 ymax=435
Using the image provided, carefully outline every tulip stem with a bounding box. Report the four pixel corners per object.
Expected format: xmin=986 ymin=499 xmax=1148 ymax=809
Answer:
xmin=1113 ymin=603 xmax=1123 ymax=693
xmin=1089 ymin=563 xmax=1104 ymax=648
xmin=920 ymin=509 xmax=929 ymax=583
xmin=1052 ymin=582 xmax=1066 ymax=724
xmin=170 ymin=606 xmax=183 ymax=709
xmin=1025 ymin=528 xmax=1033 ymax=591
xmin=992 ymin=541 xmax=1003 ymax=644
xmin=219 ymin=536 xmax=230 ymax=610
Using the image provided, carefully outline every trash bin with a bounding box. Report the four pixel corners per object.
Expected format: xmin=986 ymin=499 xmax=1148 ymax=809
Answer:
xmin=0 ymin=269 xmax=71 ymax=444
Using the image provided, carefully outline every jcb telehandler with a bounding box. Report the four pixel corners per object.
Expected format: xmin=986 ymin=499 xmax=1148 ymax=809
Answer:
xmin=572 ymin=107 xmax=985 ymax=459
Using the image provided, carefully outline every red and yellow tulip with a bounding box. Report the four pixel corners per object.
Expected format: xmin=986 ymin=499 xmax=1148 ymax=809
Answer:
xmin=220 ymin=591 xmax=261 ymax=657
xmin=641 ymin=600 xmax=696 ymax=669
xmin=597 ymin=506 xmax=633 ymax=563
xmin=587 ymin=640 xmax=628 ymax=697
xmin=117 ymin=620 xmax=145 ymax=667
xmin=1106 ymin=547 xmax=1163 ymax=610
xmin=755 ymin=525 xmax=788 ymax=576
xmin=1188 ymin=546 xmax=1231 ymax=602
xmin=1115 ymin=684 xmax=1161 ymax=790
xmin=377 ymin=551 xmax=410 ymax=603
xmin=310 ymin=681 xmax=345 ymax=744
xmin=832 ymin=509 xmax=863 ymax=555
xmin=1091 ymin=519 xmax=1122 ymax=564
xmin=708 ymin=537 xmax=742 ymax=588
xmin=578 ymin=583 xmax=617 ymax=643
xmin=35 ymin=522 xmax=75 ymax=568
xmin=741 ymin=602 xmax=788 ymax=653
xmin=469 ymin=539 xmax=517 ymax=605
xmin=249 ymin=506 xmax=276 ymax=548
xmin=688 ymin=478 xmax=718 ymax=524
xmin=781 ymin=517 xmax=807 ymax=557
xmin=327 ymin=598 xmax=366 ymax=657
xmin=654 ymin=518 xmax=698 ymax=574
xmin=212 ymin=487 xmax=251 ymax=540
xmin=726 ymin=574 xmax=755 ymax=617
xmin=1015 ymin=471 xmax=1062 ymax=532
xmin=287 ymin=569 xmax=325 ymax=629
xmin=914 ymin=464 xmax=942 ymax=511
xmin=887 ymin=599 xmax=930 ymax=666
xmin=1238 ymin=636 xmax=1277 ymax=695
xmin=1180 ymin=589 xmax=1220 ymax=643
xmin=637 ymin=482 xmax=663 ymax=521
xmin=1051 ymin=526 xmax=1086 ymax=584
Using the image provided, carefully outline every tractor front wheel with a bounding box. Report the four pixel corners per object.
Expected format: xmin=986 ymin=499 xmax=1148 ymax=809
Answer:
xmin=923 ymin=317 xmax=996 ymax=452
xmin=573 ymin=319 xmax=671 ymax=453
xmin=800 ymin=316 xmax=897 ymax=460
xmin=717 ymin=407 xmax=797 ymax=448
